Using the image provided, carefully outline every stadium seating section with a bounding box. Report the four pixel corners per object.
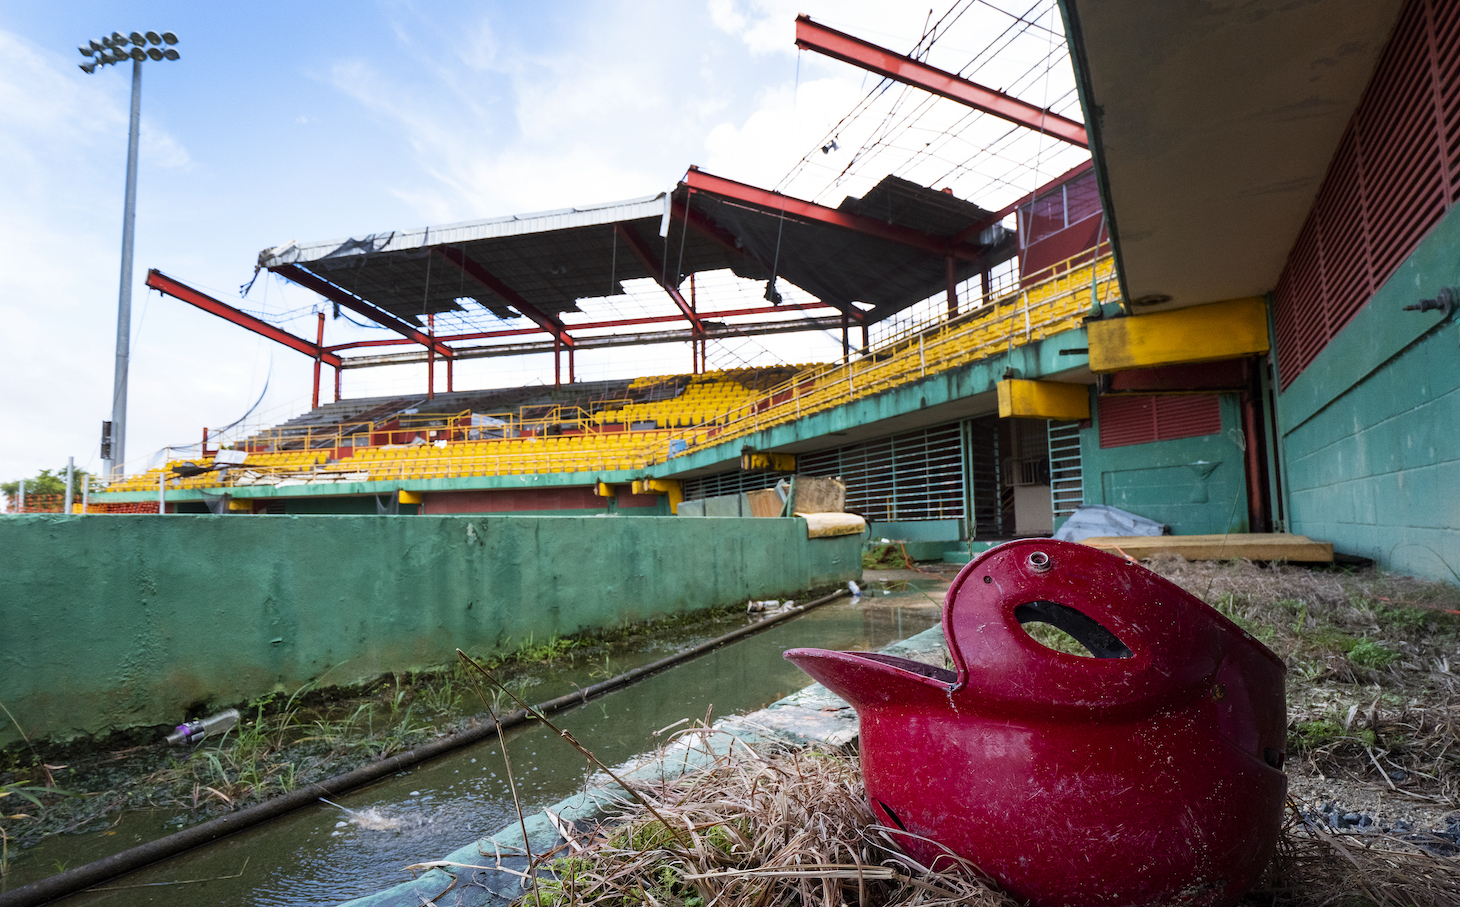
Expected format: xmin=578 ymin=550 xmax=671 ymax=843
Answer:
xmin=107 ymin=254 xmax=1110 ymax=494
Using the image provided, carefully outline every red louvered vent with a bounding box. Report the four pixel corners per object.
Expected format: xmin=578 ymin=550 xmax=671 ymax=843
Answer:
xmin=1274 ymin=0 xmax=1460 ymax=388
xmin=1098 ymin=395 xmax=1223 ymax=449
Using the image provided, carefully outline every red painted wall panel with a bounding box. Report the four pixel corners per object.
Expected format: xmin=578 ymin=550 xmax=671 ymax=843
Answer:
xmin=425 ymin=487 xmax=605 ymax=514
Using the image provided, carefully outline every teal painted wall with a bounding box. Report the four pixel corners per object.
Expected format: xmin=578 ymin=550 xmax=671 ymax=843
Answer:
xmin=0 ymin=515 xmax=860 ymax=747
xmin=1277 ymin=205 xmax=1460 ymax=583
xmin=1080 ymin=391 xmax=1250 ymax=534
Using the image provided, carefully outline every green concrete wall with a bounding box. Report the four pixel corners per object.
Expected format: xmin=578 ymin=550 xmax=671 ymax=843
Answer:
xmin=0 ymin=515 xmax=860 ymax=747
xmin=1277 ymin=204 xmax=1460 ymax=583
xmin=1079 ymin=391 xmax=1250 ymax=534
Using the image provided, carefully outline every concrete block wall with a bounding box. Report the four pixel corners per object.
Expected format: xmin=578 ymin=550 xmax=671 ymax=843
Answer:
xmin=1277 ymin=205 xmax=1460 ymax=583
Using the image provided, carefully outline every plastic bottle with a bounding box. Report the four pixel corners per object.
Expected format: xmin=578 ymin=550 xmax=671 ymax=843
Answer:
xmin=166 ymin=708 xmax=240 ymax=745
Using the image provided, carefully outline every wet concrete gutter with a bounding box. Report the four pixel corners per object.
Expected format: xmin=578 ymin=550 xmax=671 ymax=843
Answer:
xmin=339 ymin=625 xmax=950 ymax=907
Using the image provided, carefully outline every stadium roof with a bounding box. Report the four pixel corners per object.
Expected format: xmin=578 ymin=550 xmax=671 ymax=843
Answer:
xmin=255 ymin=167 xmax=1015 ymax=359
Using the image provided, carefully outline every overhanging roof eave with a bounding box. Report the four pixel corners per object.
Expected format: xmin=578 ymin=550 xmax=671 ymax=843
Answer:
xmin=259 ymin=192 xmax=670 ymax=270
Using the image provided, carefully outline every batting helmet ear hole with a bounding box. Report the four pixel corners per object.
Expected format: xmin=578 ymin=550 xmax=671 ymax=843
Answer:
xmin=1015 ymin=600 xmax=1134 ymax=660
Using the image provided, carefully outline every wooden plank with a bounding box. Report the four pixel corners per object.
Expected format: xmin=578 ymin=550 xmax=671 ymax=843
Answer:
xmin=1080 ymin=533 xmax=1334 ymax=563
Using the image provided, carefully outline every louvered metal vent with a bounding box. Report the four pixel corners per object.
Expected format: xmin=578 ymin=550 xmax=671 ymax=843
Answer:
xmin=1274 ymin=0 xmax=1460 ymax=388
xmin=1098 ymin=395 xmax=1222 ymax=449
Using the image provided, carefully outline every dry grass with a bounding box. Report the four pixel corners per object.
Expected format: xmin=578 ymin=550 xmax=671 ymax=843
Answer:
xmin=1255 ymin=807 xmax=1460 ymax=907
xmin=523 ymin=734 xmax=1016 ymax=907
xmin=516 ymin=737 xmax=1460 ymax=907
xmin=1144 ymin=557 xmax=1460 ymax=809
xmin=518 ymin=559 xmax=1460 ymax=906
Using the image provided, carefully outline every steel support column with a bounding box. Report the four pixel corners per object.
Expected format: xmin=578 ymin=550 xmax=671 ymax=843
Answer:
xmin=946 ymin=256 xmax=959 ymax=316
xmin=842 ymin=312 xmax=850 ymax=363
xmin=427 ymin=313 xmax=435 ymax=401
xmin=312 ymin=311 xmax=325 ymax=409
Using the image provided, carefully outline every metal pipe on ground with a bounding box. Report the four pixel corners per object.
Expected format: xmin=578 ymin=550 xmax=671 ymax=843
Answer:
xmin=0 ymin=587 xmax=853 ymax=907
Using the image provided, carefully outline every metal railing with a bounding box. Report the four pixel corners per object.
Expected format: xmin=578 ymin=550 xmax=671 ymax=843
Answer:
xmin=105 ymin=247 xmax=1112 ymax=492
xmin=649 ymin=249 xmax=1115 ymax=462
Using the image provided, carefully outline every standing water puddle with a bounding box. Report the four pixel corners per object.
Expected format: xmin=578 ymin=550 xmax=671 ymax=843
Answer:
xmin=24 ymin=586 xmax=943 ymax=906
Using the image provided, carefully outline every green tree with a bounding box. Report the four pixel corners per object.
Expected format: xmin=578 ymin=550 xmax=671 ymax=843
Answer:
xmin=3 ymin=467 xmax=96 ymax=510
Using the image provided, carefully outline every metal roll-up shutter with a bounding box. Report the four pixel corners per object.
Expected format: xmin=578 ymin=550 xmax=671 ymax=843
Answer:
xmin=799 ymin=423 xmax=964 ymax=523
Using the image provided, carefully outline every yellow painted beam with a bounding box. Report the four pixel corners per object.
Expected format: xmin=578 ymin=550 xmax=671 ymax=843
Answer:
xmin=594 ymin=482 xmax=615 ymax=498
xmin=741 ymin=451 xmax=796 ymax=471
xmin=997 ymin=379 xmax=1090 ymax=420
xmin=1087 ymin=297 xmax=1268 ymax=373
xmin=633 ymin=478 xmax=684 ymax=514
xmin=398 ymin=490 xmax=422 ymax=505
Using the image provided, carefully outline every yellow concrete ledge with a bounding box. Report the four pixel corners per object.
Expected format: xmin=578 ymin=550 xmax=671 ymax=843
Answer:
xmin=1088 ymin=297 xmax=1268 ymax=373
xmin=997 ymin=379 xmax=1091 ymax=420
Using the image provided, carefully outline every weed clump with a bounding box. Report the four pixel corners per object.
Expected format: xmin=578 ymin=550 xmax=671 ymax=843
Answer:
xmin=1143 ymin=556 xmax=1460 ymax=806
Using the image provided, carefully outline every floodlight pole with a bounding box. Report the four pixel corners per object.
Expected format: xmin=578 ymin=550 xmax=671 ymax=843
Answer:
xmin=107 ymin=57 xmax=143 ymax=479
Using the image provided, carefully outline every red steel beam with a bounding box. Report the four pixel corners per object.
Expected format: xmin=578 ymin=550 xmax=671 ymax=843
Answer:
xmin=614 ymin=224 xmax=703 ymax=334
xmin=328 ymin=327 xmax=541 ymax=352
xmin=683 ymin=167 xmax=988 ymax=261
xmin=271 ymin=264 xmax=453 ymax=358
xmin=671 ymin=199 xmax=867 ymax=323
xmin=432 ymin=246 xmax=575 ymax=347
xmin=795 ymin=15 xmax=1088 ymax=148
xmin=147 ymin=269 xmax=342 ymax=368
xmin=324 ymin=302 xmax=840 ymax=353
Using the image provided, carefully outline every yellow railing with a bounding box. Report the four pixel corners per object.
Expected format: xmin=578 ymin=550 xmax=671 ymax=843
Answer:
xmin=649 ymin=249 xmax=1114 ymax=461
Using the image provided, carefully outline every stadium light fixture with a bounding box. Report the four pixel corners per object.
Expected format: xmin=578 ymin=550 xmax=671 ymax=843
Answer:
xmin=77 ymin=29 xmax=182 ymax=479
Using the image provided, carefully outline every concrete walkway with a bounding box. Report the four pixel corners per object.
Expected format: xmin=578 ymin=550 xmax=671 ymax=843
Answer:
xmin=339 ymin=624 xmax=949 ymax=907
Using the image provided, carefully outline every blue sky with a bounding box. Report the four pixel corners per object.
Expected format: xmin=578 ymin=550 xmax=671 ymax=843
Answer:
xmin=0 ymin=1 xmax=1081 ymax=485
